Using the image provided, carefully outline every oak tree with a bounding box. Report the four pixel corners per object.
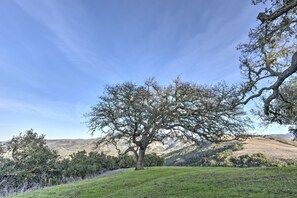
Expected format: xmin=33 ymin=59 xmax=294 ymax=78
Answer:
xmin=86 ymin=79 xmax=250 ymax=170
xmin=238 ymin=0 xmax=297 ymax=134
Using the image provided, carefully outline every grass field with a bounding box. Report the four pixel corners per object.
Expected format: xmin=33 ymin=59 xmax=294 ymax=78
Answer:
xmin=14 ymin=167 xmax=297 ymax=198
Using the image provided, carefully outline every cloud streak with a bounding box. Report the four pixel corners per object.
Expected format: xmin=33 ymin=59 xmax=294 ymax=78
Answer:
xmin=0 ymin=0 xmax=282 ymax=140
xmin=14 ymin=0 xmax=121 ymax=84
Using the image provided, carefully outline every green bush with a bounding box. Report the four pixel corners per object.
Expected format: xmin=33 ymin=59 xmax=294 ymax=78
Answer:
xmin=59 ymin=151 xmax=120 ymax=179
xmin=117 ymin=155 xmax=135 ymax=168
xmin=0 ymin=129 xmax=62 ymax=195
xmin=116 ymin=153 xmax=164 ymax=168
xmin=144 ymin=153 xmax=164 ymax=167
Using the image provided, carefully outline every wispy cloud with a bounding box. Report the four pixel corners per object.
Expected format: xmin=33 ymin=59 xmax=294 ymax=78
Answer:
xmin=0 ymin=97 xmax=77 ymax=122
xmin=14 ymin=0 xmax=121 ymax=84
xmin=0 ymin=94 xmax=91 ymax=140
xmin=0 ymin=0 xmax=279 ymax=140
xmin=150 ymin=1 xmax=265 ymax=85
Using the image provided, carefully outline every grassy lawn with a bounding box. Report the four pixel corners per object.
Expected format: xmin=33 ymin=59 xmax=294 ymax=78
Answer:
xmin=13 ymin=166 xmax=297 ymax=198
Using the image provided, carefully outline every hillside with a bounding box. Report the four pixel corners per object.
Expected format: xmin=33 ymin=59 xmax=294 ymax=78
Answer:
xmin=45 ymin=136 xmax=297 ymax=163
xmin=14 ymin=167 xmax=297 ymax=198
xmin=232 ymin=136 xmax=297 ymax=160
xmin=46 ymin=137 xmax=189 ymax=157
xmin=163 ymin=136 xmax=297 ymax=166
xmin=3 ymin=135 xmax=296 ymax=162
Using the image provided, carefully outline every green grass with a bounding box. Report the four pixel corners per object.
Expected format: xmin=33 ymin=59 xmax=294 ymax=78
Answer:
xmin=14 ymin=167 xmax=297 ymax=198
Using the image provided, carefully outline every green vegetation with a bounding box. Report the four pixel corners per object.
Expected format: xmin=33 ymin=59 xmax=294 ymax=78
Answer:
xmin=0 ymin=130 xmax=163 ymax=196
xmin=0 ymin=129 xmax=62 ymax=193
xmin=14 ymin=167 xmax=297 ymax=198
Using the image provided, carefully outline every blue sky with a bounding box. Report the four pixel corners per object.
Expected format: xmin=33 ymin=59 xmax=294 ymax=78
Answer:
xmin=0 ymin=0 xmax=287 ymax=140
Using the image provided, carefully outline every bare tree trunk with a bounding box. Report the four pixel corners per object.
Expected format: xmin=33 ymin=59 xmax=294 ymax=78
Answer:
xmin=135 ymin=148 xmax=146 ymax=170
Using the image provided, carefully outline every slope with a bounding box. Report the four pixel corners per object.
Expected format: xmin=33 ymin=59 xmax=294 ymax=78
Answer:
xmin=13 ymin=167 xmax=297 ymax=198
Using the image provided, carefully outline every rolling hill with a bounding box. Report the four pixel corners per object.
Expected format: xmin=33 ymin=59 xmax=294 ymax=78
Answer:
xmin=44 ymin=135 xmax=297 ymax=162
xmin=45 ymin=137 xmax=190 ymax=157
xmin=2 ymin=135 xmax=297 ymax=164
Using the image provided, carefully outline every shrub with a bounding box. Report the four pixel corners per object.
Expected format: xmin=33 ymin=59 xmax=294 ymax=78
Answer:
xmin=117 ymin=155 xmax=135 ymax=168
xmin=144 ymin=153 xmax=164 ymax=167
xmin=0 ymin=130 xmax=61 ymax=195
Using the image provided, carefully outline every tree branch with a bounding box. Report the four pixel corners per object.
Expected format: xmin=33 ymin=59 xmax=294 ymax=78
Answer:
xmin=263 ymin=51 xmax=297 ymax=115
xmin=257 ymin=0 xmax=297 ymax=23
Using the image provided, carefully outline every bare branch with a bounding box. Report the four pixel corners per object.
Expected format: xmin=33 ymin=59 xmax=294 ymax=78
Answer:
xmin=257 ymin=0 xmax=297 ymax=23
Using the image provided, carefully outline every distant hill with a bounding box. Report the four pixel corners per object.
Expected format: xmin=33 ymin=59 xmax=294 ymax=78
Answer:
xmin=45 ymin=136 xmax=297 ymax=162
xmin=2 ymin=135 xmax=297 ymax=162
xmin=163 ymin=136 xmax=297 ymax=166
xmin=268 ymin=133 xmax=295 ymax=138
xmin=46 ymin=137 xmax=189 ymax=158
xmin=46 ymin=138 xmax=99 ymax=157
xmin=232 ymin=136 xmax=297 ymax=160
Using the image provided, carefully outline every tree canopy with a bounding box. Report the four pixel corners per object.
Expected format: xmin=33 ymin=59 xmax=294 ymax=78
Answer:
xmin=6 ymin=129 xmax=61 ymax=187
xmin=86 ymin=79 xmax=250 ymax=170
xmin=271 ymin=77 xmax=297 ymax=135
xmin=238 ymin=0 xmax=297 ymax=131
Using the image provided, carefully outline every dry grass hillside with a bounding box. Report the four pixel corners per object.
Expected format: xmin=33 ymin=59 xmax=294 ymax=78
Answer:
xmin=232 ymin=136 xmax=297 ymax=160
xmin=46 ymin=137 xmax=189 ymax=158
xmin=46 ymin=138 xmax=99 ymax=157
xmin=45 ymin=135 xmax=297 ymax=161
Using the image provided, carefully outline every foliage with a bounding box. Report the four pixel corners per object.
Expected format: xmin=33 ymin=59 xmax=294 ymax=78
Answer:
xmin=117 ymin=155 xmax=136 ymax=168
xmin=144 ymin=153 xmax=164 ymax=167
xmin=116 ymin=153 xmax=164 ymax=168
xmin=238 ymin=0 xmax=297 ymax=134
xmin=15 ymin=167 xmax=297 ymax=198
xmin=86 ymin=78 xmax=250 ymax=170
xmin=272 ymin=77 xmax=297 ymax=137
xmin=0 ymin=144 xmax=4 ymax=157
xmin=58 ymin=151 xmax=118 ymax=179
xmin=58 ymin=151 xmax=164 ymax=179
xmin=230 ymin=153 xmax=271 ymax=167
xmin=0 ymin=129 xmax=61 ymax=196
xmin=0 ymin=130 xmax=164 ymax=197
